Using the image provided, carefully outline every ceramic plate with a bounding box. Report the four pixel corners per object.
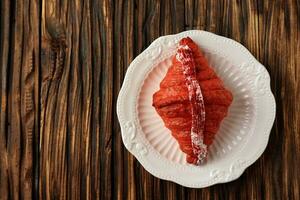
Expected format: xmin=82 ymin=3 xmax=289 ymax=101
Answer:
xmin=117 ymin=30 xmax=276 ymax=188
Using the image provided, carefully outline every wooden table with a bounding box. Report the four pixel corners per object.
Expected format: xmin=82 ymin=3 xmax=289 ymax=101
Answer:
xmin=0 ymin=0 xmax=299 ymax=199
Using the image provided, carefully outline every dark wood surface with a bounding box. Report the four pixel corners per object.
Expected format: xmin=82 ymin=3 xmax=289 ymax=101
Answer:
xmin=0 ymin=0 xmax=299 ymax=199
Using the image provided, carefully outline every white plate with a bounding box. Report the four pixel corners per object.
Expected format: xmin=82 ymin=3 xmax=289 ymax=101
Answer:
xmin=117 ymin=30 xmax=276 ymax=188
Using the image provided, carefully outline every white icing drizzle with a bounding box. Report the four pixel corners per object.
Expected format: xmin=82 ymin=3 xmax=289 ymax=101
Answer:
xmin=176 ymin=44 xmax=207 ymax=165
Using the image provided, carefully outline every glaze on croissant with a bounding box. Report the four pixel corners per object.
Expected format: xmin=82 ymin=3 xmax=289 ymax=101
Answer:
xmin=152 ymin=37 xmax=233 ymax=165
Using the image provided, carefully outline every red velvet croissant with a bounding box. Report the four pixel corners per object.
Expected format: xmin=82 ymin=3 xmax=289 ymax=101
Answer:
xmin=152 ymin=37 xmax=233 ymax=165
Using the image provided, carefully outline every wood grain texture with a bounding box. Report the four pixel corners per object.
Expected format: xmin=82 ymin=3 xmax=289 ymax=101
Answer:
xmin=0 ymin=0 xmax=299 ymax=199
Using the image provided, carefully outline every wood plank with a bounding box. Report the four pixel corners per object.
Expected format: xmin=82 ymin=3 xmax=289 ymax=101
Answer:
xmin=99 ymin=0 xmax=114 ymax=199
xmin=0 ymin=0 xmax=10 ymax=199
xmin=90 ymin=0 xmax=102 ymax=199
xmin=7 ymin=0 xmax=23 ymax=198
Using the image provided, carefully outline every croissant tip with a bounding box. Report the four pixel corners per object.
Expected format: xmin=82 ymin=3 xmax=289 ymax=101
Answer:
xmin=179 ymin=37 xmax=193 ymax=45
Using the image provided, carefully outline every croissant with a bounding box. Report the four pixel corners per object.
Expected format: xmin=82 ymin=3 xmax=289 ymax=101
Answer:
xmin=152 ymin=37 xmax=233 ymax=165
